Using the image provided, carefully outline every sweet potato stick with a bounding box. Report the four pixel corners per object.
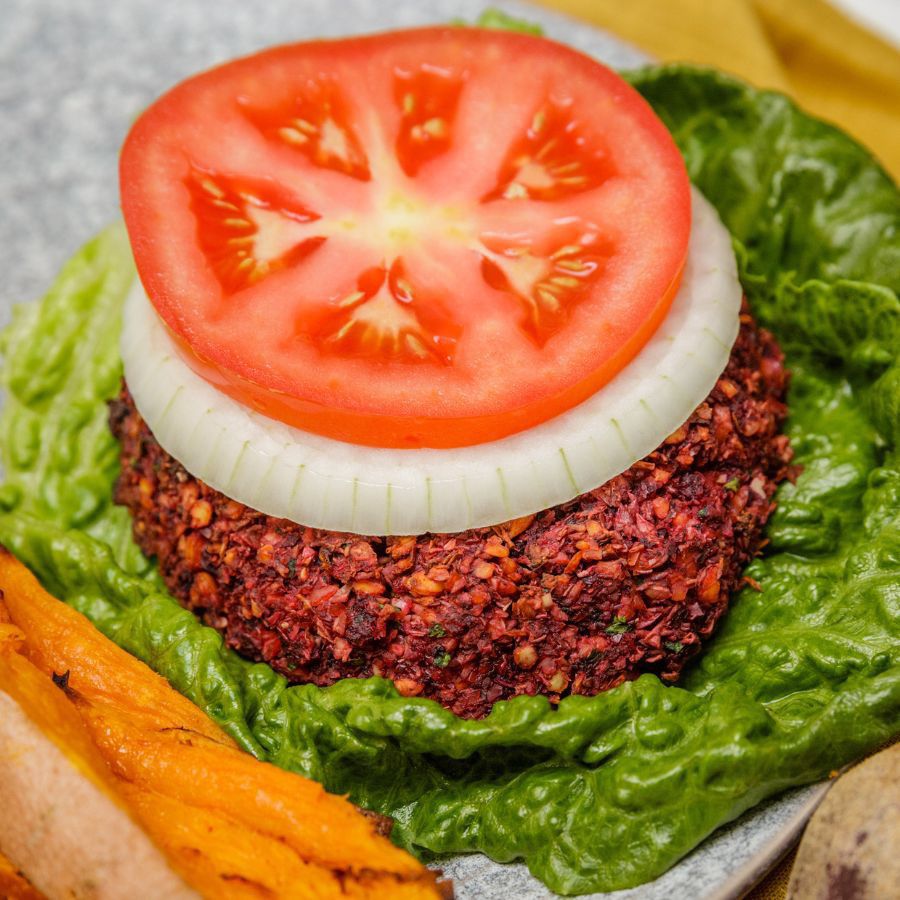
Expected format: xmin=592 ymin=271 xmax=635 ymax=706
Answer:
xmin=0 ymin=549 xmax=449 ymax=900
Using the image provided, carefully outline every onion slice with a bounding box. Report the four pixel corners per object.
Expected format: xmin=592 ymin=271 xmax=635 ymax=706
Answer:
xmin=121 ymin=186 xmax=741 ymax=536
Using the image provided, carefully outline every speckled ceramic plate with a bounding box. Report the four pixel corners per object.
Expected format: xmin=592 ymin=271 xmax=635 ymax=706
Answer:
xmin=1 ymin=0 xmax=830 ymax=896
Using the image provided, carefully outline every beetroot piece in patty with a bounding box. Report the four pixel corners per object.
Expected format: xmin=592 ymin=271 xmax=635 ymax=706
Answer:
xmin=110 ymin=307 xmax=792 ymax=719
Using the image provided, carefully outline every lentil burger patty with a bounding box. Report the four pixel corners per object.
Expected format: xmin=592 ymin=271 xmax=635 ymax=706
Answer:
xmin=110 ymin=307 xmax=792 ymax=719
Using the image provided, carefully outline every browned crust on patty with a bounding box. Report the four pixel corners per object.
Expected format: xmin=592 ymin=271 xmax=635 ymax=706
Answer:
xmin=110 ymin=306 xmax=792 ymax=719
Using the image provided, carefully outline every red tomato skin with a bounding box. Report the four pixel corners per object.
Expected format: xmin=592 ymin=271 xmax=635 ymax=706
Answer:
xmin=121 ymin=27 xmax=691 ymax=448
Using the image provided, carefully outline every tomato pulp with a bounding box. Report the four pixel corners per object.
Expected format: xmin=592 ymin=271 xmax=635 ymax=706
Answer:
xmin=121 ymin=28 xmax=690 ymax=448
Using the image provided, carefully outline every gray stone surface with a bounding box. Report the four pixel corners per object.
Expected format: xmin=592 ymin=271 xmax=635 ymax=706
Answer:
xmin=1 ymin=1 xmax=824 ymax=896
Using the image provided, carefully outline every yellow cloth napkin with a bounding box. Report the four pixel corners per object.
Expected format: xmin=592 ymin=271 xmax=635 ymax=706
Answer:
xmin=539 ymin=0 xmax=900 ymax=182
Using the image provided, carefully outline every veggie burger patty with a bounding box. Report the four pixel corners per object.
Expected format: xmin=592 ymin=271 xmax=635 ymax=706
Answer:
xmin=110 ymin=305 xmax=791 ymax=719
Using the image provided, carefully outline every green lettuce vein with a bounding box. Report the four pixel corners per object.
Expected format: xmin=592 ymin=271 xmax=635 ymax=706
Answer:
xmin=1 ymin=64 xmax=898 ymax=896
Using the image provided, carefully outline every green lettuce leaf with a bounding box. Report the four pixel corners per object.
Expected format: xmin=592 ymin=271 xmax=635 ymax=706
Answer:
xmin=626 ymin=65 xmax=900 ymax=293
xmin=455 ymin=8 xmax=544 ymax=35
xmin=1 ymin=65 xmax=898 ymax=895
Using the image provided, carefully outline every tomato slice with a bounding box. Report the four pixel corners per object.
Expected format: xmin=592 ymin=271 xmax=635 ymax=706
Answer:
xmin=121 ymin=27 xmax=690 ymax=449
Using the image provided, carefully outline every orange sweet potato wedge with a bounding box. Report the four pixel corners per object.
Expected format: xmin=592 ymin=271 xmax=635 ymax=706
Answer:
xmin=0 ymin=548 xmax=450 ymax=900
xmin=0 ymin=851 xmax=43 ymax=900
xmin=0 ymin=619 xmax=196 ymax=899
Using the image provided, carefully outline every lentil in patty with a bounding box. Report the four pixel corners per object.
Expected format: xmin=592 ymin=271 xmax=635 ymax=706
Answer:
xmin=110 ymin=305 xmax=792 ymax=719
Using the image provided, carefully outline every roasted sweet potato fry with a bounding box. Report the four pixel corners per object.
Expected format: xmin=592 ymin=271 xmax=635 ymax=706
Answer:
xmin=0 ymin=622 xmax=195 ymax=899
xmin=0 ymin=548 xmax=450 ymax=900
xmin=0 ymin=851 xmax=43 ymax=900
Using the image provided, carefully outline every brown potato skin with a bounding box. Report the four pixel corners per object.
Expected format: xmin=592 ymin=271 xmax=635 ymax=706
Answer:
xmin=787 ymin=744 xmax=900 ymax=900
